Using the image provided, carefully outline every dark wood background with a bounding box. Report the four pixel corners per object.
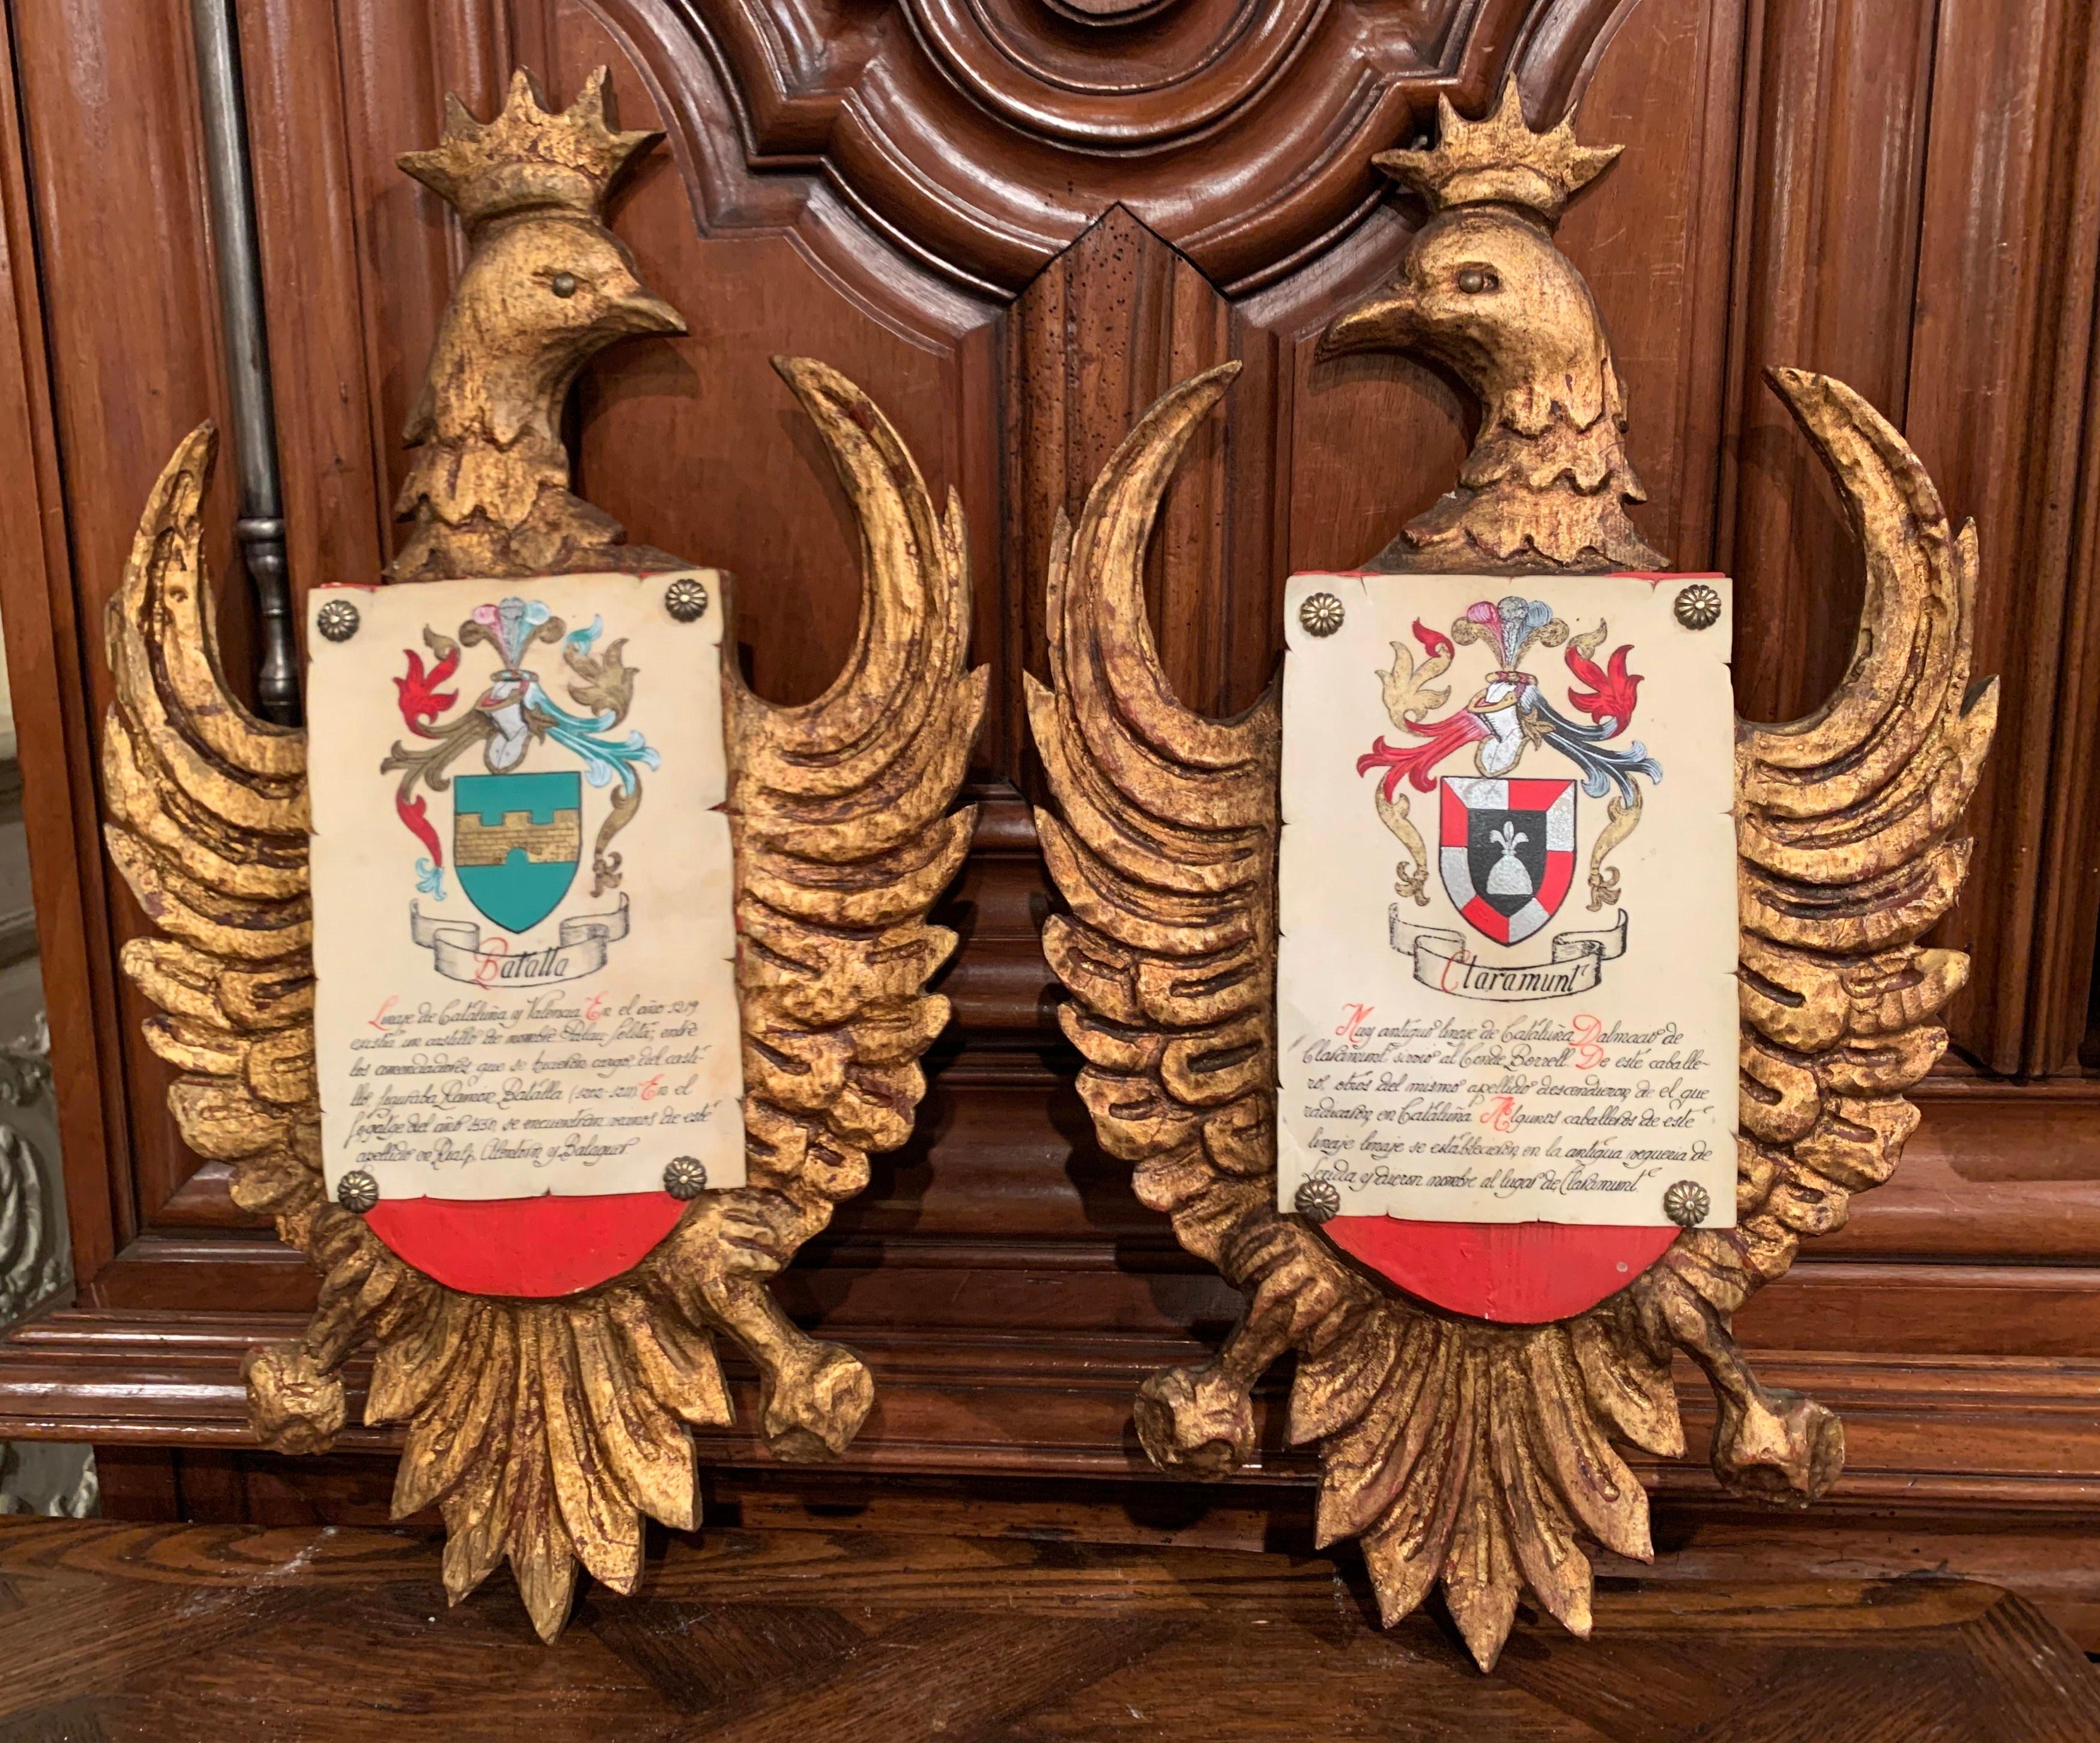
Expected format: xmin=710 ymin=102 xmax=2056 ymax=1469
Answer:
xmin=2 ymin=0 xmax=2099 ymax=1639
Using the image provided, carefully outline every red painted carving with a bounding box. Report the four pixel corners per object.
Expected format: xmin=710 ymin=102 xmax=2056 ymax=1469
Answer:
xmin=1323 ymin=1215 xmax=1680 ymax=1323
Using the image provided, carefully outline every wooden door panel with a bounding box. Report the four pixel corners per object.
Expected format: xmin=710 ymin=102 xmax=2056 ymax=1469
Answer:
xmin=1721 ymin=0 xmax=1939 ymax=728
xmin=576 ymin=220 xmax=997 ymax=715
xmin=1006 ymin=208 xmax=1237 ymax=724
xmin=1901 ymin=0 xmax=2100 ymax=1073
xmin=1554 ymin=0 xmax=1744 ymax=570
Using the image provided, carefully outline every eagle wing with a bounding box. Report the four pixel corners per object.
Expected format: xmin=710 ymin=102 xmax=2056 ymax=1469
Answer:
xmin=644 ymin=355 xmax=987 ymax=1455
xmin=1024 ymin=365 xmax=1283 ymax=1246
xmin=728 ymin=358 xmax=985 ymax=1207
xmin=1632 ymin=368 xmax=1998 ymax=1494
xmin=100 ymin=423 xmax=324 ymax=1241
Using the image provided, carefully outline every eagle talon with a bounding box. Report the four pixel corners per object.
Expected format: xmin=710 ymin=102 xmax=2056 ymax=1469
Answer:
xmin=242 ymin=1343 xmax=346 ymax=1457
xmin=760 ymin=1341 xmax=874 ymax=1462
xmin=1134 ymin=1363 xmax=1256 ymax=1479
xmin=1711 ymin=1384 xmax=1845 ymax=1506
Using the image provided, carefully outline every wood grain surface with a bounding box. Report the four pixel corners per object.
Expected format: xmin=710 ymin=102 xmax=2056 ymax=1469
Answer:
xmin=0 ymin=1518 xmax=2096 ymax=1739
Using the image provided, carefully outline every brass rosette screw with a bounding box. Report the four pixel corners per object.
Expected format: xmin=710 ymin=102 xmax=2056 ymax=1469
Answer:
xmin=664 ymin=576 xmax=710 ymax=623
xmin=1294 ymin=1177 xmax=1343 ymax=1222
xmin=315 ymin=599 xmax=362 ymax=643
xmin=1673 ymin=582 xmax=1722 ymax=631
xmin=664 ymin=1156 xmax=709 ymax=1200
xmin=336 ymin=1170 xmax=380 ymax=1214
xmin=1663 ymin=1179 xmax=1711 ymax=1228
xmin=1298 ymin=592 xmax=1346 ymax=637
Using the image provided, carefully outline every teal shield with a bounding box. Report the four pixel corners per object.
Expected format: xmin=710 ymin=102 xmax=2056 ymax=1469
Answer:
xmin=453 ymin=772 xmax=582 ymax=934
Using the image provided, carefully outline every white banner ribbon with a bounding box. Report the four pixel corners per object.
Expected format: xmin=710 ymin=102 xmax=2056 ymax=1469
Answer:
xmin=410 ymin=893 xmax=630 ymax=986
xmin=1390 ymin=907 xmax=1627 ymax=1001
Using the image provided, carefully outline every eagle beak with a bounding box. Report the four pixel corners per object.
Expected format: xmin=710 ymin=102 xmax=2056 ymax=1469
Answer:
xmin=1317 ymin=288 xmax=1422 ymax=361
xmin=608 ymin=289 xmax=687 ymax=339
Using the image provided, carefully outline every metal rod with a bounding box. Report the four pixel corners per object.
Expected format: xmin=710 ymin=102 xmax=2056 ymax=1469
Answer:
xmin=191 ymin=0 xmax=300 ymax=725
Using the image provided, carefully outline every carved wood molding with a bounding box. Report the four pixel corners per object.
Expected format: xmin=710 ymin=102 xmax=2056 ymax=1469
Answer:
xmin=8 ymin=1310 xmax=2100 ymax=1514
xmin=599 ymin=0 xmax=1641 ymax=293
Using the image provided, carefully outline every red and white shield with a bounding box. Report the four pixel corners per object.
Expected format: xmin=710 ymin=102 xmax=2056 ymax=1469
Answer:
xmin=1438 ymin=776 xmax=1576 ymax=945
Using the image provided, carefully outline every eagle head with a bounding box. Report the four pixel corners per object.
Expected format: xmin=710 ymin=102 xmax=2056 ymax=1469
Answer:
xmin=468 ymin=216 xmax=684 ymax=354
xmin=414 ymin=214 xmax=684 ymax=450
xmin=1318 ymin=207 xmax=1613 ymax=433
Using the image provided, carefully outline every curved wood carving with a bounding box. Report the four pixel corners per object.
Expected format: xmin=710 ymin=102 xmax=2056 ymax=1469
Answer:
xmin=0 ymin=1024 xmax=59 ymax=1331
xmin=597 ymin=0 xmax=1640 ymax=292
xmin=1028 ymin=85 xmax=1995 ymax=1671
xmin=100 ymin=72 xmax=984 ymax=1640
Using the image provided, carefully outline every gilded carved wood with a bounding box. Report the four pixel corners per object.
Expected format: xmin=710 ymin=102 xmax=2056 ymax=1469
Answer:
xmin=100 ymin=70 xmax=984 ymax=1639
xmin=1027 ymin=82 xmax=1997 ymax=1670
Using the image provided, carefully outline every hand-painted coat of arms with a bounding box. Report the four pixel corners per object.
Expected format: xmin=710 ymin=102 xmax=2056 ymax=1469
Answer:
xmin=384 ymin=592 xmax=661 ymax=983
xmin=1355 ymin=592 xmax=1661 ymax=986
xmin=1274 ymin=570 xmax=1738 ymax=1247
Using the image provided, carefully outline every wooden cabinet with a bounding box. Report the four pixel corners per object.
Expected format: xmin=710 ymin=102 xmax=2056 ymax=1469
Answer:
xmin=1 ymin=0 xmax=2098 ymax=1630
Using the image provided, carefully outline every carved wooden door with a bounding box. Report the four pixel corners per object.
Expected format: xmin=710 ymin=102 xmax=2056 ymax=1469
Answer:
xmin=1 ymin=0 xmax=2098 ymax=1624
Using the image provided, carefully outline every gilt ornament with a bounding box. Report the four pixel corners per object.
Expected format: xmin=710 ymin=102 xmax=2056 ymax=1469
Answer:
xmin=1028 ymin=79 xmax=1996 ymax=1670
xmin=100 ymin=69 xmax=984 ymax=1640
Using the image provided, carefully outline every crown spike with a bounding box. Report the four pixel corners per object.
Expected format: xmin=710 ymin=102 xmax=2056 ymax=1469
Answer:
xmin=399 ymin=65 xmax=663 ymax=234
xmin=1373 ymin=77 xmax=1620 ymax=225
xmin=439 ymin=90 xmax=483 ymax=141
xmin=571 ymin=66 xmax=611 ymax=125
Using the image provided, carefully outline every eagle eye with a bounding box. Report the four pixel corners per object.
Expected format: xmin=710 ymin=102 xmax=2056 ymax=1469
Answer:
xmin=550 ymin=272 xmax=579 ymax=299
xmin=1456 ymin=266 xmax=1499 ymax=295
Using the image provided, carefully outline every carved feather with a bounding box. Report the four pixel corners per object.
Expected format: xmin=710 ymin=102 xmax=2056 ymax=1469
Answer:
xmin=1027 ymin=364 xmax=1992 ymax=1670
xmin=1630 ymin=367 xmax=1997 ymax=1502
xmin=649 ymin=354 xmax=987 ymax=1460
xmin=104 ymin=359 xmax=982 ymax=1639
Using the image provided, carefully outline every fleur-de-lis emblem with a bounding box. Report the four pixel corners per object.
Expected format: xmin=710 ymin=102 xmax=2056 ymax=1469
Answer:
xmin=1483 ymin=818 xmax=1536 ymax=900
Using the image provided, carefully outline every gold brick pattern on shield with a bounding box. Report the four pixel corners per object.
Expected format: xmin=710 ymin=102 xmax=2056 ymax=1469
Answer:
xmin=454 ymin=808 xmax=582 ymax=866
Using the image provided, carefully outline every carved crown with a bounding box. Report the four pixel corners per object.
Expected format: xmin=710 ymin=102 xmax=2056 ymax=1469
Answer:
xmin=1372 ymin=78 xmax=1620 ymax=224
xmin=397 ymin=66 xmax=659 ymax=231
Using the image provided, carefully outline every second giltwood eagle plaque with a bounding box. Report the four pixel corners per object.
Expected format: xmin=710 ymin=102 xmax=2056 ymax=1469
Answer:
xmin=1027 ymin=81 xmax=1996 ymax=1670
xmin=101 ymin=70 xmax=985 ymax=1638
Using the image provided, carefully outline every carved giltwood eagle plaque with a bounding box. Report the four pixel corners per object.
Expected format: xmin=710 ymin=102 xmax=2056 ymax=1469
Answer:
xmin=101 ymin=70 xmax=985 ymax=1639
xmin=1027 ymin=81 xmax=1996 ymax=1670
